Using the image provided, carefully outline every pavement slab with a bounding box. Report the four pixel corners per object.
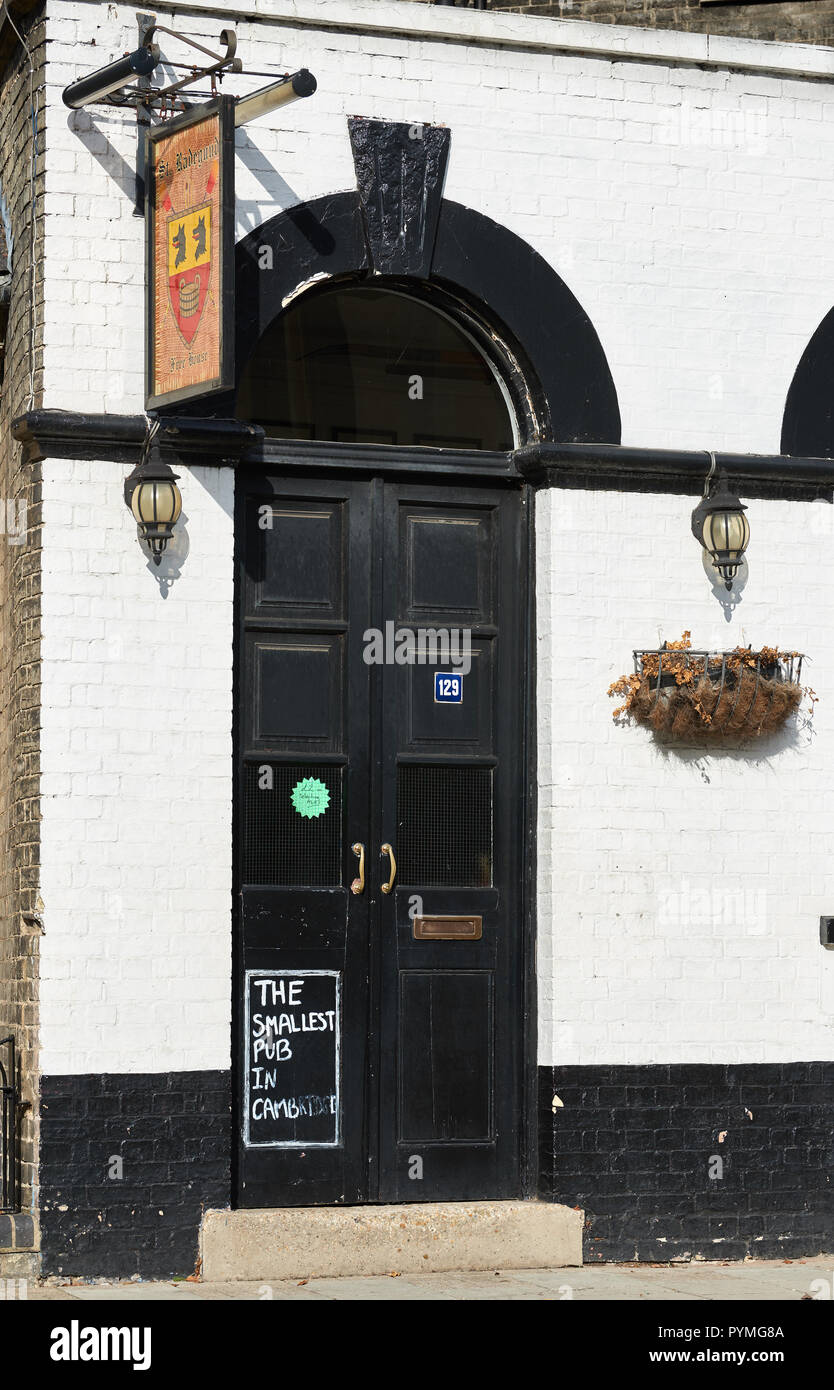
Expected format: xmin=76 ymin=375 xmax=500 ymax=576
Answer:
xmin=24 ymin=1256 xmax=832 ymax=1301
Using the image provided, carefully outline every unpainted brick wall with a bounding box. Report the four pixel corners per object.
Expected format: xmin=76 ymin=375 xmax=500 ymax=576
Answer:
xmin=0 ymin=2 xmax=45 ymax=1229
xmin=484 ymin=0 xmax=834 ymax=46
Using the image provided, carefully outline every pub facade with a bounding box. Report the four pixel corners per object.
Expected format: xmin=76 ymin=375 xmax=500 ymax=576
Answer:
xmin=0 ymin=0 xmax=832 ymax=1278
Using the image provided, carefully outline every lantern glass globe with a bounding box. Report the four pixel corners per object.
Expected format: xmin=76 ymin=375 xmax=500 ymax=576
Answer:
xmin=702 ymin=507 xmax=749 ymax=563
xmin=703 ymin=507 xmax=750 ymax=587
xmin=131 ymin=479 xmax=182 ymax=528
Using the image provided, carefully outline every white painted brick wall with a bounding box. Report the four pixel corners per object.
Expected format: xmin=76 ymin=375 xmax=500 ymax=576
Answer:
xmin=34 ymin=1 xmax=834 ymax=1072
xmin=41 ymin=1 xmax=834 ymax=449
xmin=536 ymin=487 xmax=834 ymax=1066
xmin=38 ymin=459 xmax=234 ymax=1075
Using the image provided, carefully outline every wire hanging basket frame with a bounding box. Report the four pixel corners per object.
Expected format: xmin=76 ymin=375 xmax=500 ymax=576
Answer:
xmin=626 ymin=646 xmax=806 ymax=740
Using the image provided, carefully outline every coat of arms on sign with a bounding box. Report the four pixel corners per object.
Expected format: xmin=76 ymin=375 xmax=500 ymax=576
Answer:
xmin=167 ymin=195 xmax=213 ymax=344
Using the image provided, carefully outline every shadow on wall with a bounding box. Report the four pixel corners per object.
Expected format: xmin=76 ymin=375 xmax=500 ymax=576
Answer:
xmin=233 ymin=131 xmax=302 ymax=236
xmin=129 ymin=462 xmax=235 ymax=593
xmin=137 ymin=508 xmax=191 ymax=595
xmin=649 ymin=704 xmax=816 ymax=773
xmin=701 ymin=550 xmax=748 ymax=622
xmin=69 ymin=109 xmax=136 ymax=203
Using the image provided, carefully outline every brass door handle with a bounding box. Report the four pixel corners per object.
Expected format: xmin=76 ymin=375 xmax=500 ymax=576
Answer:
xmin=381 ymin=842 xmax=396 ymax=894
xmin=350 ymin=842 xmax=365 ymax=895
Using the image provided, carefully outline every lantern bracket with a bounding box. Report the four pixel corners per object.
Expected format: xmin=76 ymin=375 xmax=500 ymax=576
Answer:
xmin=703 ymin=449 xmax=717 ymax=496
xmin=123 ymin=418 xmax=180 ymax=510
xmin=691 ymin=452 xmax=719 ymax=540
xmin=690 ymin=462 xmax=746 ymax=543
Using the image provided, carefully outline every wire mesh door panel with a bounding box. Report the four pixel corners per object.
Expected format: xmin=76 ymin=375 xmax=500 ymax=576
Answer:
xmin=242 ymin=763 xmax=344 ymax=887
xmin=396 ymin=764 xmax=493 ymax=887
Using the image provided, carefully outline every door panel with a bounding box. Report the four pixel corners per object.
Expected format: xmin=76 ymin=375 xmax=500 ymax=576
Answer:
xmin=402 ymin=639 xmax=493 ymax=752
xmin=401 ymin=507 xmax=494 ymax=623
xmin=236 ymin=469 xmax=525 ymax=1207
xmin=398 ymin=971 xmax=494 ymax=1142
xmin=250 ymin=499 xmax=345 ymax=619
xmin=377 ymin=482 xmax=523 ymax=1202
xmin=247 ymin=636 xmax=345 ymax=749
xmin=236 ymin=475 xmax=372 ymax=1207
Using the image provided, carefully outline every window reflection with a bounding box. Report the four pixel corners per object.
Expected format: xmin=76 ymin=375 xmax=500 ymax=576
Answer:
xmin=237 ymin=285 xmax=515 ymax=450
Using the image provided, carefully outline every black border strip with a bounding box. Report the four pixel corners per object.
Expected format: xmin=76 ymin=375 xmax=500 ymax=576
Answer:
xmin=521 ymin=481 xmax=537 ymax=1199
xmin=516 ymin=442 xmax=834 ymax=501
xmin=12 ymin=411 xmax=261 ymax=467
xmin=13 ymin=413 xmax=834 ymax=502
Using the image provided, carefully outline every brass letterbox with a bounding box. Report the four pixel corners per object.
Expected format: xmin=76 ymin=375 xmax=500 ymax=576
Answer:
xmin=413 ymin=915 xmax=482 ymax=941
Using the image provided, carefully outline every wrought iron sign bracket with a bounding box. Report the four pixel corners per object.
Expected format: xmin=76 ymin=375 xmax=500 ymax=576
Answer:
xmin=132 ymin=22 xmax=242 ymax=112
xmin=62 ymin=17 xmax=242 ymax=117
xmin=130 ymin=17 xmax=242 ymax=214
xmin=63 ymin=16 xmax=316 ymax=215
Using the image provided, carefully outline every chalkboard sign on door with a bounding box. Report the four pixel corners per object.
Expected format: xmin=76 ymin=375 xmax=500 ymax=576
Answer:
xmin=243 ymin=969 xmax=341 ymax=1148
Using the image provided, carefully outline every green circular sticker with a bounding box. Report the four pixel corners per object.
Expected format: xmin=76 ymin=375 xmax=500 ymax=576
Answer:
xmin=291 ymin=777 xmax=331 ymax=819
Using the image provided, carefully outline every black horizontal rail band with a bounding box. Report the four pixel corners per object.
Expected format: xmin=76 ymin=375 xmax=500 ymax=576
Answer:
xmin=12 ymin=410 xmax=263 ymax=467
xmin=12 ymin=412 xmax=834 ymax=502
xmin=11 ymin=411 xmax=518 ymax=480
xmin=514 ymin=443 xmax=834 ymax=501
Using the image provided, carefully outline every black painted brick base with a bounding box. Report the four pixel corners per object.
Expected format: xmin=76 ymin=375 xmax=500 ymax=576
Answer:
xmin=539 ymin=1064 xmax=834 ymax=1262
xmin=40 ymin=1071 xmax=232 ymax=1279
xmin=39 ymin=1063 xmax=833 ymax=1273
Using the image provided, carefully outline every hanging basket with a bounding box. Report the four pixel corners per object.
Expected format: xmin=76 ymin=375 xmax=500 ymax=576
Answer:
xmin=608 ymin=634 xmax=813 ymax=743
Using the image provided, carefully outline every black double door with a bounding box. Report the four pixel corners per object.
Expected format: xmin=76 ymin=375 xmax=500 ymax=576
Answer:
xmin=235 ymin=467 xmax=527 ymax=1206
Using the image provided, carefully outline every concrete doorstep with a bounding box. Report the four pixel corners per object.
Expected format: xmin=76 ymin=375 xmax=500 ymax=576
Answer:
xmin=200 ymin=1201 xmax=583 ymax=1282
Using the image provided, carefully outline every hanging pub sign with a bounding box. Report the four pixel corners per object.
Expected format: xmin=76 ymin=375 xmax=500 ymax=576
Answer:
xmin=145 ymin=96 xmax=235 ymax=409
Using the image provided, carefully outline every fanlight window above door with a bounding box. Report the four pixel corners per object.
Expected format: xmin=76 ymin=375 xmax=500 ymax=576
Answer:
xmin=236 ymin=284 xmax=516 ymax=450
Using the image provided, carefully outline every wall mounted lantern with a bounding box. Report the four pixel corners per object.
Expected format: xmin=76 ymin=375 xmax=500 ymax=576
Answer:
xmin=62 ymin=45 xmax=162 ymax=109
xmin=233 ymin=70 xmax=317 ymax=126
xmin=62 ymin=28 xmax=239 ymax=111
xmin=691 ymin=466 xmax=750 ymax=591
xmin=60 ymin=26 xmax=317 ymax=216
xmin=60 ymin=26 xmax=316 ymax=123
xmin=124 ymin=424 xmax=182 ymax=565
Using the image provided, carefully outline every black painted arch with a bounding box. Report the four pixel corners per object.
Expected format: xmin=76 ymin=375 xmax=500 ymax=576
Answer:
xmin=234 ymin=191 xmax=621 ymax=447
xmin=782 ymin=306 xmax=834 ymax=457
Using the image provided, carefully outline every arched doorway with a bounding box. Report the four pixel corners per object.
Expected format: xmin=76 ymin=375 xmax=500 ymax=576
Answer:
xmin=232 ymin=193 xmax=618 ymax=1209
xmin=232 ymin=190 xmax=621 ymax=449
xmin=235 ymin=286 xmax=528 ymax=1207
